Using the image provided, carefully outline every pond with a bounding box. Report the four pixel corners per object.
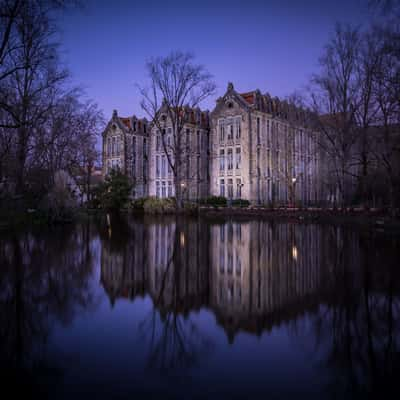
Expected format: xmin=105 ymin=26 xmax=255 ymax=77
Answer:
xmin=0 ymin=216 xmax=399 ymax=399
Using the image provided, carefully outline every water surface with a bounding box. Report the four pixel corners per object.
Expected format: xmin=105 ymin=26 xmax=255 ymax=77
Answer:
xmin=1 ymin=216 xmax=399 ymax=399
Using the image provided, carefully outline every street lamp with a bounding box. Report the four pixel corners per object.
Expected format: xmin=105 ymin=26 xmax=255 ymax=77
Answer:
xmin=291 ymin=177 xmax=297 ymax=208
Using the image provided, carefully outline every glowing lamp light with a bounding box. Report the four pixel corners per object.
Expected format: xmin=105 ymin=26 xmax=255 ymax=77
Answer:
xmin=292 ymin=245 xmax=298 ymax=261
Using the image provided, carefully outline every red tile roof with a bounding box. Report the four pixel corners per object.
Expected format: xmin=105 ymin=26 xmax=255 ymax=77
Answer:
xmin=240 ymin=92 xmax=255 ymax=105
xmin=119 ymin=117 xmax=131 ymax=129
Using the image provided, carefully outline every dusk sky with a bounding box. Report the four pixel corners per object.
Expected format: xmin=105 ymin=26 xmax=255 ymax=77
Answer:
xmin=57 ymin=0 xmax=373 ymax=120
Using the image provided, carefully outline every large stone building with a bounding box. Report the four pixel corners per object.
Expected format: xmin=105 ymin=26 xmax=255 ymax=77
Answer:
xmin=102 ymin=82 xmax=322 ymax=205
xmin=148 ymin=104 xmax=210 ymax=200
xmin=102 ymin=110 xmax=149 ymax=197
xmin=210 ymin=83 xmax=321 ymax=204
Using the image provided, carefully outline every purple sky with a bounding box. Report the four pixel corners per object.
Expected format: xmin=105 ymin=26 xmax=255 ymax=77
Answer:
xmin=57 ymin=0 xmax=372 ymax=120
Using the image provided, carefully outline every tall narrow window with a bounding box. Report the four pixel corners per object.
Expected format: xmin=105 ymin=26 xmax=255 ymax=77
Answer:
xmin=219 ymin=120 xmax=225 ymax=142
xmin=228 ymin=178 xmax=233 ymax=198
xmin=143 ymin=138 xmax=147 ymax=157
xmin=156 ymin=156 xmax=160 ymax=178
xmin=107 ymin=137 xmax=111 ymax=156
xmin=227 ymin=148 xmax=233 ymax=170
xmin=161 ymin=155 xmax=166 ymax=178
xmin=112 ymin=137 xmax=116 ymax=156
xmin=236 ymin=179 xmax=242 ymax=198
xmin=220 ymin=149 xmax=225 ymax=171
xmin=220 ymin=179 xmax=225 ymax=196
xmin=156 ymin=181 xmax=160 ymax=197
xmin=156 ymin=135 xmax=160 ymax=151
xmin=257 ymin=117 xmax=260 ymax=145
xmin=168 ymin=181 xmax=172 ymax=197
xmin=197 ymin=130 xmax=200 ymax=151
xmin=186 ymin=129 xmax=190 ymax=150
xmin=236 ymin=118 xmax=241 ymax=139
xmin=228 ymin=124 xmax=233 ymax=140
xmin=235 ymin=147 xmax=241 ymax=169
xmin=161 ymin=181 xmax=166 ymax=198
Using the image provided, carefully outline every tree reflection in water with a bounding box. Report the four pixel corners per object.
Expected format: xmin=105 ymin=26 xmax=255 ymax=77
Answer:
xmin=101 ymin=215 xmax=213 ymax=374
xmin=100 ymin=216 xmax=400 ymax=398
xmin=0 ymin=222 xmax=98 ymax=392
xmin=296 ymin=229 xmax=400 ymax=399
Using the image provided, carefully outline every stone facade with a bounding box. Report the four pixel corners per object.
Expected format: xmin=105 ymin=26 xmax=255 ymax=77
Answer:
xmin=102 ymin=110 xmax=149 ymax=197
xmin=148 ymin=106 xmax=210 ymax=200
xmin=210 ymin=83 xmax=321 ymax=205
xmin=102 ymin=82 xmax=323 ymax=204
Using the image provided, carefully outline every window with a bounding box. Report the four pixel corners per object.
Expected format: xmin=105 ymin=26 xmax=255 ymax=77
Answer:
xmin=143 ymin=124 xmax=146 ymax=133
xmin=235 ymin=118 xmax=241 ymax=139
xmin=107 ymin=137 xmax=111 ymax=156
xmin=197 ymin=155 xmax=200 ymax=179
xmin=236 ymin=179 xmax=242 ymax=198
xmin=161 ymin=181 xmax=166 ymax=198
xmin=161 ymin=155 xmax=166 ymax=178
xmin=219 ymin=149 xmax=225 ymax=171
xmin=156 ymin=181 xmax=160 ymax=197
xmin=197 ymin=130 xmax=200 ymax=151
xmin=168 ymin=181 xmax=172 ymax=197
xmin=156 ymin=135 xmax=161 ymax=151
xmin=228 ymin=124 xmax=233 ymax=140
xmin=186 ymin=129 xmax=190 ymax=149
xmin=143 ymin=138 xmax=147 ymax=157
xmin=267 ymin=149 xmax=271 ymax=176
xmin=156 ymin=156 xmax=160 ymax=178
xmin=168 ymin=159 xmax=172 ymax=175
xmin=133 ymin=121 xmax=136 ymax=131
xmin=220 ymin=179 xmax=225 ymax=196
xmin=227 ymin=148 xmax=233 ymax=170
xmin=228 ymin=178 xmax=233 ymax=198
xmin=267 ymin=120 xmax=270 ymax=147
xmin=112 ymin=137 xmax=116 ymax=156
xmin=257 ymin=117 xmax=261 ymax=145
xmin=235 ymin=147 xmax=241 ymax=169
xmin=219 ymin=120 xmax=225 ymax=142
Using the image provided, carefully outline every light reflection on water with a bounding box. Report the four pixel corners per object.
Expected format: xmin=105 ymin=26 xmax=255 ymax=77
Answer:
xmin=0 ymin=216 xmax=399 ymax=399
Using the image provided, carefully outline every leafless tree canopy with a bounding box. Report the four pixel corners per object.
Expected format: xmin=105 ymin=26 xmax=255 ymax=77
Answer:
xmin=138 ymin=51 xmax=216 ymax=208
xmin=0 ymin=0 xmax=103 ymax=207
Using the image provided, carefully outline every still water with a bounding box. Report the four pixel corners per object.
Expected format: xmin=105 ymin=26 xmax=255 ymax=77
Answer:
xmin=0 ymin=216 xmax=399 ymax=399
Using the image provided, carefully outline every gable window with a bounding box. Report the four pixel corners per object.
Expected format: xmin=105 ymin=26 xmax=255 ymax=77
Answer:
xmin=235 ymin=118 xmax=241 ymax=139
xmin=219 ymin=120 xmax=225 ymax=142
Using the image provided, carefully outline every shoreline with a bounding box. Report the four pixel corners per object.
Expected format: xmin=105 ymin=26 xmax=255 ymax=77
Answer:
xmin=1 ymin=207 xmax=399 ymax=234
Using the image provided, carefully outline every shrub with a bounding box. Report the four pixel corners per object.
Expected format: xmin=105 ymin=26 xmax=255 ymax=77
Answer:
xmin=231 ymin=199 xmax=250 ymax=208
xmin=143 ymin=197 xmax=176 ymax=214
xmin=200 ymin=196 xmax=227 ymax=207
xmin=94 ymin=169 xmax=132 ymax=212
xmin=131 ymin=197 xmax=146 ymax=211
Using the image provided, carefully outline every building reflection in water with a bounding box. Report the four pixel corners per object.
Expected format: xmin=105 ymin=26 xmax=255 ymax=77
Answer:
xmin=100 ymin=217 xmax=400 ymax=396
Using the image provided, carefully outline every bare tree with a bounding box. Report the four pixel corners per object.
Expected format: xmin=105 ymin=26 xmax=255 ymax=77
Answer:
xmin=0 ymin=0 xmax=70 ymax=193
xmin=310 ymin=24 xmax=362 ymax=207
xmin=138 ymin=51 xmax=216 ymax=209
